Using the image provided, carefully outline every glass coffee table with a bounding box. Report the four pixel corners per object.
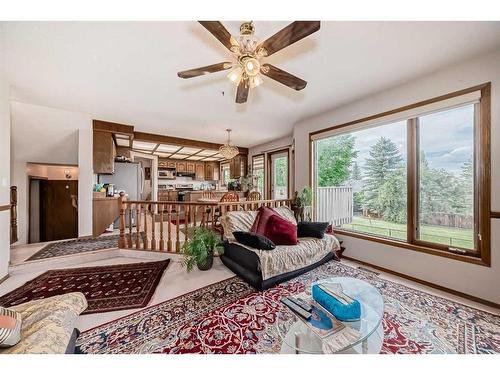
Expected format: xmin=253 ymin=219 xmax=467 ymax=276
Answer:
xmin=276 ymin=277 xmax=384 ymax=354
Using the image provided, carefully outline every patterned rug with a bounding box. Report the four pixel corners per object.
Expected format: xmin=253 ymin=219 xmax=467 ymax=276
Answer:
xmin=0 ymin=260 xmax=170 ymax=314
xmin=26 ymin=235 xmax=122 ymax=261
xmin=75 ymin=261 xmax=500 ymax=354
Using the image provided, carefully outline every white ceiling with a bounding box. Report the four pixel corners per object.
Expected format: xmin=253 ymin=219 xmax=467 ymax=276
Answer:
xmin=2 ymin=21 xmax=500 ymax=147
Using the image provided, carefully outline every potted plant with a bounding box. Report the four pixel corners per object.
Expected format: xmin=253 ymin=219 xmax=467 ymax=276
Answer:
xmin=182 ymin=228 xmax=224 ymax=271
xmin=293 ymin=186 xmax=313 ymax=222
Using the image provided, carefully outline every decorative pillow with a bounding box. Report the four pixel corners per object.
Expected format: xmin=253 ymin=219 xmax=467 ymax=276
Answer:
xmin=233 ymin=231 xmax=276 ymax=250
xmin=297 ymin=221 xmax=329 ymax=239
xmin=326 ymin=224 xmax=334 ymax=235
xmin=250 ymin=206 xmax=276 ymax=235
xmin=263 ymin=214 xmax=298 ymax=245
xmin=0 ymin=306 xmax=22 ymax=348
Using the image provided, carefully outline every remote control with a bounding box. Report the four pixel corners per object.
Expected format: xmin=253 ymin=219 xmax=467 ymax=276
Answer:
xmin=281 ymin=298 xmax=312 ymax=320
xmin=288 ymin=296 xmax=313 ymax=312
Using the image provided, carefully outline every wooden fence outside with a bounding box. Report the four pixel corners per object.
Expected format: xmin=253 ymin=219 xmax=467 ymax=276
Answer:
xmin=315 ymin=186 xmax=353 ymax=227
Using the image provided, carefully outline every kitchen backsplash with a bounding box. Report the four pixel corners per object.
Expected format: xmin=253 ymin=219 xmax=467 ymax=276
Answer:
xmin=158 ymin=176 xmax=217 ymax=190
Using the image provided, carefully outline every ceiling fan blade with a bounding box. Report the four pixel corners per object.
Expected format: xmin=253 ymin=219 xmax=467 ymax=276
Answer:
xmin=198 ymin=21 xmax=238 ymax=51
xmin=236 ymin=79 xmax=249 ymax=104
xmin=177 ymin=62 xmax=233 ymax=79
xmin=260 ymin=64 xmax=307 ymax=91
xmin=257 ymin=21 xmax=320 ymax=57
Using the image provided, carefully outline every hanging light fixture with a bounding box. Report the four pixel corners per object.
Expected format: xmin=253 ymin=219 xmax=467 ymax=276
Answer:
xmin=219 ymin=129 xmax=239 ymax=160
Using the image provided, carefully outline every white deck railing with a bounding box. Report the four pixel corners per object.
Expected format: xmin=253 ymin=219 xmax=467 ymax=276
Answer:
xmin=315 ymin=186 xmax=353 ymax=226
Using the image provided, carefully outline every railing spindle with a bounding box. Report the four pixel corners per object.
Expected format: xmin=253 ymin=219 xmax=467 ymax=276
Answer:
xmin=136 ymin=203 xmax=141 ymax=249
xmin=151 ymin=202 xmax=157 ymax=251
xmin=143 ymin=203 xmax=149 ymax=249
xmin=127 ymin=203 xmax=133 ymax=248
xmin=167 ymin=204 xmax=172 ymax=252
xmin=159 ymin=203 xmax=165 ymax=251
xmin=176 ymin=204 xmax=181 ymax=252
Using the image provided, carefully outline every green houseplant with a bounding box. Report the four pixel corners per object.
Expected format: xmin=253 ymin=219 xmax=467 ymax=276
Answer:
xmin=293 ymin=186 xmax=313 ymax=222
xmin=182 ymin=228 xmax=224 ymax=271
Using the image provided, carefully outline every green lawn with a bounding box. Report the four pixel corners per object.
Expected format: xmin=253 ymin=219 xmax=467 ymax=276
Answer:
xmin=341 ymin=216 xmax=474 ymax=249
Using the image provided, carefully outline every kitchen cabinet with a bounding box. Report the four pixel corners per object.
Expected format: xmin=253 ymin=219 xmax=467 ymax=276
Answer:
xmin=195 ymin=163 xmax=205 ymax=180
xmin=158 ymin=191 xmax=179 ymax=201
xmin=176 ymin=162 xmax=186 ymax=172
xmin=230 ymin=154 xmax=248 ymax=179
xmin=186 ymin=162 xmax=195 ymax=173
xmin=204 ymin=162 xmax=220 ymax=181
xmin=167 ymin=161 xmax=176 ymax=168
xmin=93 ymin=130 xmax=116 ymax=174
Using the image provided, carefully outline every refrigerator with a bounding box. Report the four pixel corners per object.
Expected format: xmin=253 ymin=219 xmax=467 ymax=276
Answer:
xmin=100 ymin=162 xmax=144 ymax=228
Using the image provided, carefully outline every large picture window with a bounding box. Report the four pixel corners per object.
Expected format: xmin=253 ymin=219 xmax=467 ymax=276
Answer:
xmin=311 ymin=84 xmax=490 ymax=265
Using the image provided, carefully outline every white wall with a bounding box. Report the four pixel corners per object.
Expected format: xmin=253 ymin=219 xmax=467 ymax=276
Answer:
xmin=253 ymin=50 xmax=500 ymax=304
xmin=10 ymin=102 xmax=93 ymax=244
xmin=0 ymin=26 xmax=11 ymax=278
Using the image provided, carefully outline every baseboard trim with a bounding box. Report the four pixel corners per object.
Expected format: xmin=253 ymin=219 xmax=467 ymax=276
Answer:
xmin=343 ymin=256 xmax=500 ymax=310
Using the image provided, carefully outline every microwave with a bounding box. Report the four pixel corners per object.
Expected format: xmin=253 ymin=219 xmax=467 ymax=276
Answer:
xmin=158 ymin=169 xmax=175 ymax=179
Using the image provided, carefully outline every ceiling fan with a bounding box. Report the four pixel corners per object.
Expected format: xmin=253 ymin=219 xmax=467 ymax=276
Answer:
xmin=177 ymin=21 xmax=320 ymax=104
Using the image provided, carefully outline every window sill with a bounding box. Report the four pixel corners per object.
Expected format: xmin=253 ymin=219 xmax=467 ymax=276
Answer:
xmin=334 ymin=229 xmax=490 ymax=267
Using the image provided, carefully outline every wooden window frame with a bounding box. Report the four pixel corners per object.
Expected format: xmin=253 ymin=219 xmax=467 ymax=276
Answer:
xmin=309 ymin=83 xmax=491 ymax=267
xmin=267 ymin=148 xmax=291 ymax=200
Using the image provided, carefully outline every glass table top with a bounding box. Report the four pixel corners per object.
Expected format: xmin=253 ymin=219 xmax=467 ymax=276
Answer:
xmin=276 ymin=277 xmax=384 ymax=354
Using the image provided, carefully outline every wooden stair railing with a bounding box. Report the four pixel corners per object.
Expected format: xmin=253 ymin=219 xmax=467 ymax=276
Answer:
xmin=10 ymin=186 xmax=18 ymax=244
xmin=117 ymin=196 xmax=294 ymax=253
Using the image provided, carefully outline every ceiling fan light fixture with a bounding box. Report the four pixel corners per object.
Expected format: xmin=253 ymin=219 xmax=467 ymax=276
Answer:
xmin=249 ymin=75 xmax=263 ymax=89
xmin=227 ymin=67 xmax=243 ymax=85
xmin=219 ymin=129 xmax=239 ymax=160
xmin=243 ymin=57 xmax=260 ymax=77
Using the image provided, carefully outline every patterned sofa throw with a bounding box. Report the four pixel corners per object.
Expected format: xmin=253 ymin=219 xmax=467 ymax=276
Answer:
xmin=0 ymin=292 xmax=87 ymax=354
xmin=0 ymin=307 xmax=22 ymax=348
xmin=221 ymin=206 xmax=340 ymax=280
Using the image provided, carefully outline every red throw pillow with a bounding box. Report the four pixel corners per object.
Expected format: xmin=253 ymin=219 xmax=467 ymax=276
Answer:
xmin=263 ymin=214 xmax=298 ymax=246
xmin=251 ymin=206 xmax=276 ymax=235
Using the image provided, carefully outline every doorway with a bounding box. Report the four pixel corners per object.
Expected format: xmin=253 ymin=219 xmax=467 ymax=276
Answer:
xmin=269 ymin=150 xmax=289 ymax=200
xmin=38 ymin=180 xmax=78 ymax=242
xmin=27 ymin=163 xmax=79 ymax=243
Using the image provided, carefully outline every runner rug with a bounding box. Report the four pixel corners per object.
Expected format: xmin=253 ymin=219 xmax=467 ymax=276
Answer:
xmin=74 ymin=260 xmax=500 ymax=354
xmin=0 ymin=260 xmax=170 ymax=314
xmin=26 ymin=235 xmax=122 ymax=261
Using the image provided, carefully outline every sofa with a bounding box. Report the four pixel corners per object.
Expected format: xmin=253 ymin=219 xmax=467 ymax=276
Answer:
xmin=219 ymin=206 xmax=341 ymax=290
xmin=0 ymin=292 xmax=87 ymax=354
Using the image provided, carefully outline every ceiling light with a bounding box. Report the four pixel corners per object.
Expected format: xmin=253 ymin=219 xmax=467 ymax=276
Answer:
xmin=219 ymin=129 xmax=239 ymax=160
xmin=249 ymin=75 xmax=263 ymax=89
xmin=227 ymin=67 xmax=243 ymax=85
xmin=243 ymin=57 xmax=260 ymax=77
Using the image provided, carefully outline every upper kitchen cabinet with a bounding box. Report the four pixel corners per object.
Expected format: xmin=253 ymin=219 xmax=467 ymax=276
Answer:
xmin=230 ymin=154 xmax=248 ymax=179
xmin=204 ymin=162 xmax=219 ymax=181
xmin=93 ymin=120 xmax=134 ymax=175
xmin=195 ymin=163 xmax=205 ymax=180
xmin=176 ymin=161 xmax=187 ymax=173
xmin=93 ymin=130 xmax=116 ymax=174
xmin=186 ymin=162 xmax=195 ymax=173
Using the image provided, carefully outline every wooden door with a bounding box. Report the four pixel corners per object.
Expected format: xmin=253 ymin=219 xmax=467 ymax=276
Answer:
xmin=40 ymin=180 xmax=78 ymax=242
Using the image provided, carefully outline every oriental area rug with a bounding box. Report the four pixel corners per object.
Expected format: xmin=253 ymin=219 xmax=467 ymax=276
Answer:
xmin=0 ymin=260 xmax=170 ymax=314
xmin=74 ymin=260 xmax=500 ymax=354
xmin=26 ymin=235 xmax=122 ymax=261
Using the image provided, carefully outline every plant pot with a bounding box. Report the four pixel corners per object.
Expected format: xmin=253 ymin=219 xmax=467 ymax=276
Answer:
xmin=197 ymin=255 xmax=213 ymax=271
